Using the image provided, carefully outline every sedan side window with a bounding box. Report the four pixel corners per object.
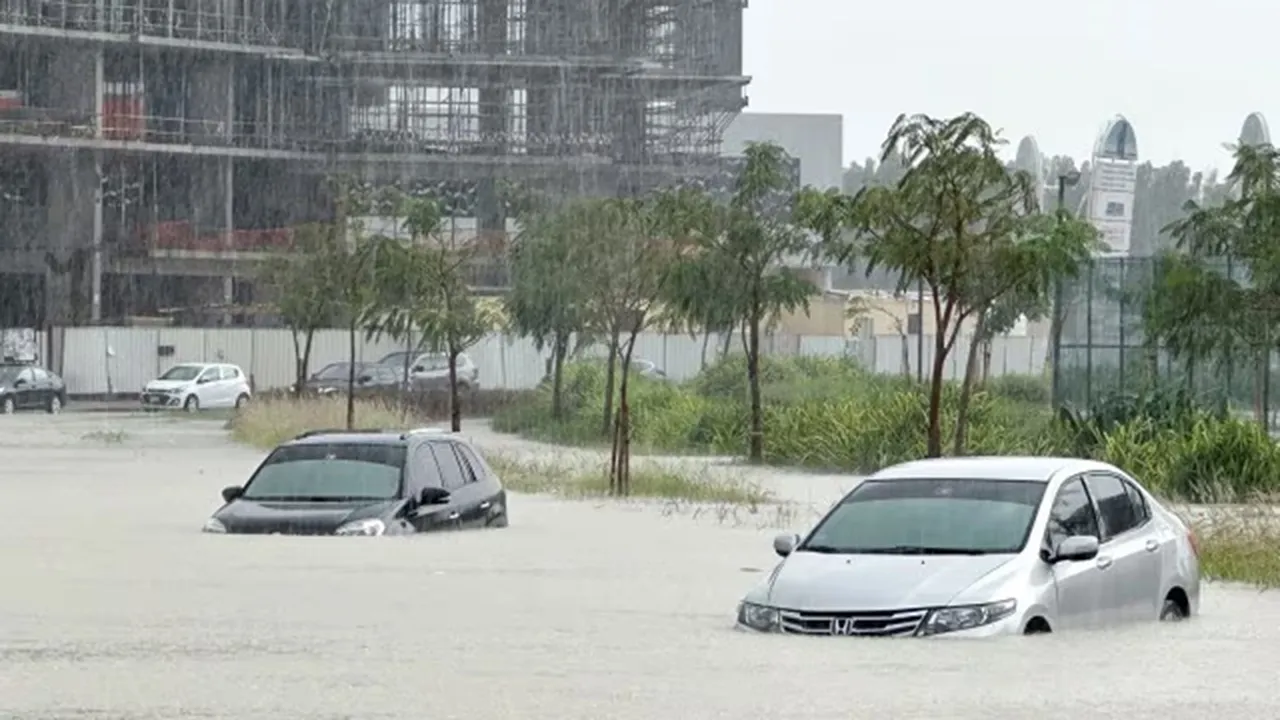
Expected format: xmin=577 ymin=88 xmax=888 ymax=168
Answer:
xmin=31 ymin=368 xmax=48 ymax=382
xmin=1123 ymin=481 xmax=1151 ymax=526
xmin=1046 ymin=478 xmax=1100 ymax=549
xmin=16 ymin=368 xmax=34 ymax=384
xmin=430 ymin=442 xmax=468 ymax=491
xmin=1086 ymin=474 xmax=1143 ymax=540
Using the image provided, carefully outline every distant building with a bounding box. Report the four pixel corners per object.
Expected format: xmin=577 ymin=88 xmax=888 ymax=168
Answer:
xmin=1014 ymin=136 xmax=1048 ymax=210
xmin=1086 ymin=115 xmax=1139 ymax=256
xmin=1240 ymin=112 xmax=1271 ymax=146
xmin=719 ymin=112 xmax=844 ymax=190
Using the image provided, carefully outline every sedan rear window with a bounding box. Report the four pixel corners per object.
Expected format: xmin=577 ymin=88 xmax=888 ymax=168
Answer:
xmin=242 ymin=443 xmax=406 ymax=501
xmin=800 ymin=479 xmax=1047 ymax=555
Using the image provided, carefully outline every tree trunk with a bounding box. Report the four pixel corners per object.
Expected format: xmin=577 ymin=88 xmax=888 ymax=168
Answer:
xmin=301 ymin=329 xmax=314 ymax=394
xmin=953 ymin=314 xmax=987 ymax=456
xmin=747 ymin=308 xmax=764 ymax=463
xmin=447 ymin=346 xmax=462 ymax=432
xmin=399 ymin=327 xmax=414 ymax=421
xmin=980 ymin=337 xmax=993 ymax=386
xmin=345 ymin=318 xmax=357 ymax=430
xmin=926 ymin=325 xmax=948 ymax=458
xmin=601 ymin=331 xmax=620 ymax=437
xmin=700 ymin=328 xmax=712 ymax=370
xmin=611 ymin=333 xmax=638 ymax=496
xmin=720 ymin=323 xmax=734 ymax=360
xmin=550 ymin=330 xmax=568 ymax=420
xmin=899 ymin=329 xmax=910 ymax=378
xmin=290 ymin=329 xmax=302 ymax=395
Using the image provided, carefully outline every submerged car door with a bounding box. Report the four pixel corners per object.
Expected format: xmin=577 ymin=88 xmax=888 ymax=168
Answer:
xmin=428 ymin=440 xmax=487 ymax=529
xmin=1085 ymin=472 xmax=1162 ymax=622
xmin=405 ymin=443 xmax=466 ymax=532
xmin=1045 ymin=476 xmax=1112 ymax=630
xmin=454 ymin=443 xmax=504 ymax=527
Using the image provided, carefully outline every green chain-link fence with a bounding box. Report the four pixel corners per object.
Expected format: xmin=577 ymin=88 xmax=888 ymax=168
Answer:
xmin=1052 ymin=256 xmax=1276 ymax=429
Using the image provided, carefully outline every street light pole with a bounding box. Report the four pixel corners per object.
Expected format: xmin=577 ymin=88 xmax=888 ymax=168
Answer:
xmin=1050 ymin=171 xmax=1081 ymax=409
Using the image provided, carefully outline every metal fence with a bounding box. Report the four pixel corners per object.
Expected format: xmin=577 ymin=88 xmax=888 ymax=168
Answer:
xmin=1053 ymin=256 xmax=1276 ymax=426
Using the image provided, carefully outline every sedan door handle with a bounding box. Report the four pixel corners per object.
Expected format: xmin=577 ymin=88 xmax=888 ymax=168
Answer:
xmin=1144 ymin=539 xmax=1160 ymax=553
xmin=479 ymin=501 xmax=491 ymax=510
xmin=1096 ymin=556 xmax=1113 ymax=570
xmin=447 ymin=512 xmax=460 ymax=521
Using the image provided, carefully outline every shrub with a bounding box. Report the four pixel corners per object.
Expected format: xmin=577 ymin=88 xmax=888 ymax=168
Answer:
xmin=486 ymin=454 xmax=771 ymax=506
xmin=228 ymin=396 xmax=426 ymax=449
xmin=986 ymin=374 xmax=1050 ymax=405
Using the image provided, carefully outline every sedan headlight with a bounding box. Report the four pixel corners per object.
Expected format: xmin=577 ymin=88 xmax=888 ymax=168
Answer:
xmin=917 ymin=599 xmax=1017 ymax=636
xmin=737 ymin=602 xmax=780 ymax=632
xmin=202 ymin=518 xmax=227 ymax=534
xmin=335 ymin=518 xmax=386 ymax=537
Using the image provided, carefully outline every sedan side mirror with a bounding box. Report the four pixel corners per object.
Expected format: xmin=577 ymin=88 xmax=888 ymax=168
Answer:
xmin=419 ymin=487 xmax=451 ymax=505
xmin=357 ymin=375 xmax=373 ymax=384
xmin=1051 ymin=535 xmax=1100 ymax=563
xmin=412 ymin=365 xmax=425 ymax=373
xmin=773 ymin=533 xmax=800 ymax=557
xmin=221 ymin=485 xmax=244 ymax=503
xmin=13 ymin=378 xmax=26 ymax=387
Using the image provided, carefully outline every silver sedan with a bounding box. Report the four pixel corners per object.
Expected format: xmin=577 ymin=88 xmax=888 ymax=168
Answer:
xmin=737 ymin=457 xmax=1201 ymax=637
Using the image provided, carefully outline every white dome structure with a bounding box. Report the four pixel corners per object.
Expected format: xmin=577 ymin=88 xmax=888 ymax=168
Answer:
xmin=1087 ymin=115 xmax=1139 ymax=255
xmin=1014 ymin=136 xmax=1046 ymax=209
xmin=1240 ymin=112 xmax=1270 ymax=146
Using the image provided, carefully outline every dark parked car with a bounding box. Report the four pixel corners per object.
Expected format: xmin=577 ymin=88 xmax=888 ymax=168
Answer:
xmin=299 ymin=362 xmax=403 ymax=396
xmin=202 ymin=428 xmax=510 ymax=536
xmin=0 ymin=363 xmax=68 ymax=414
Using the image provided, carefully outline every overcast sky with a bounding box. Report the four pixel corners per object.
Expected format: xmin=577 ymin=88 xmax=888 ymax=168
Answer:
xmin=742 ymin=0 xmax=1272 ymax=173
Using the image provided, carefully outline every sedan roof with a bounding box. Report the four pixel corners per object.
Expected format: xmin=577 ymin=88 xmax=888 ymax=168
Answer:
xmin=869 ymin=456 xmax=1109 ymax=483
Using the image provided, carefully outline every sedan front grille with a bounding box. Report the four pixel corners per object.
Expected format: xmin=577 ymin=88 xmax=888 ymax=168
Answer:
xmin=779 ymin=608 xmax=930 ymax=637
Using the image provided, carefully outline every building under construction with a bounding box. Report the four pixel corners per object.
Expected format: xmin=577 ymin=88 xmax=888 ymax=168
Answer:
xmin=0 ymin=0 xmax=747 ymax=326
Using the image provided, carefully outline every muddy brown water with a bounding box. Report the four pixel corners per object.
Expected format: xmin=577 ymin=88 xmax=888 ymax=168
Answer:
xmin=2 ymin=413 xmax=1279 ymax=719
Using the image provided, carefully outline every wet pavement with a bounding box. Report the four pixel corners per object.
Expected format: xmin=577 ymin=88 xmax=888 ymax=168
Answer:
xmin=3 ymin=412 xmax=1280 ymax=719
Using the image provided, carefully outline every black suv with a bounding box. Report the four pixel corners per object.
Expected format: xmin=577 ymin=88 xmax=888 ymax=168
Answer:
xmin=203 ymin=428 xmax=509 ymax=535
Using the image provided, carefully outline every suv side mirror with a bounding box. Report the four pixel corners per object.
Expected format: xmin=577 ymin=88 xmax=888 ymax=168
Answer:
xmin=419 ymin=487 xmax=451 ymax=505
xmin=1051 ymin=535 xmax=1100 ymax=563
xmin=13 ymin=378 xmax=27 ymax=387
xmin=198 ymin=376 xmax=214 ymax=384
xmin=221 ymin=485 xmax=244 ymax=503
xmin=412 ymin=365 xmax=425 ymax=373
xmin=773 ymin=533 xmax=800 ymax=557
xmin=357 ymin=375 xmax=373 ymax=384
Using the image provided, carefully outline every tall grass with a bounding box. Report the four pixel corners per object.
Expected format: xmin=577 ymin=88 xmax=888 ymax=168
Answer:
xmin=227 ymin=396 xmax=426 ymax=449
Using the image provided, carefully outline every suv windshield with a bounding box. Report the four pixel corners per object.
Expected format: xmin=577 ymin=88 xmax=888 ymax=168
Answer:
xmin=242 ymin=443 xmax=406 ymax=501
xmin=159 ymin=365 xmax=203 ymax=381
xmin=0 ymin=366 xmax=22 ymax=383
xmin=800 ymin=478 xmax=1046 ymax=555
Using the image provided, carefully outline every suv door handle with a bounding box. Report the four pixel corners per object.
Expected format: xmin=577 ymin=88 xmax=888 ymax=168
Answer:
xmin=447 ymin=512 xmax=460 ymax=521
xmin=1144 ymin=539 xmax=1160 ymax=553
xmin=479 ymin=501 xmax=491 ymax=510
xmin=1096 ymin=556 xmax=1113 ymax=570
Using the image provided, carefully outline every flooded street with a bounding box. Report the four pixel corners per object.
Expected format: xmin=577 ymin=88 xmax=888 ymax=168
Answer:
xmin=3 ymin=413 xmax=1280 ymax=719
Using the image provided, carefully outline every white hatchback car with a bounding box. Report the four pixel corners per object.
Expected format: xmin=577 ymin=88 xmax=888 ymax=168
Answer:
xmin=141 ymin=362 xmax=252 ymax=412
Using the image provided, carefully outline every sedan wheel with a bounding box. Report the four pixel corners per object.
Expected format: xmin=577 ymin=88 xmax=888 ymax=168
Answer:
xmin=1 ymin=396 xmax=13 ymax=415
xmin=47 ymin=395 xmax=61 ymax=414
xmin=1159 ymin=598 xmax=1187 ymax=622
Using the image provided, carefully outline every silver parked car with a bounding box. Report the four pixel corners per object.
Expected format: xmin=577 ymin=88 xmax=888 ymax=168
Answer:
xmin=737 ymin=457 xmax=1201 ymax=637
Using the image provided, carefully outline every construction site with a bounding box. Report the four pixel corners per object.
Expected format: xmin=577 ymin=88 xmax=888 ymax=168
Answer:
xmin=0 ymin=0 xmax=748 ymax=326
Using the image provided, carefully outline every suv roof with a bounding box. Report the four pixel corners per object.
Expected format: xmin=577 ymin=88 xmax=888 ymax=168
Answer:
xmin=286 ymin=427 xmax=456 ymax=446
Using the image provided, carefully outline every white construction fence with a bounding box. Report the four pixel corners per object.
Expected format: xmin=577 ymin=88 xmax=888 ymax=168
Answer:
xmin=14 ymin=326 xmax=1050 ymax=396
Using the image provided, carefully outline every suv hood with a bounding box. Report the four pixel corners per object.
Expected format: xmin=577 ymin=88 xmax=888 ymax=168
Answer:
xmin=214 ymin=499 xmax=399 ymax=535
xmin=766 ymin=551 xmax=1016 ymax=611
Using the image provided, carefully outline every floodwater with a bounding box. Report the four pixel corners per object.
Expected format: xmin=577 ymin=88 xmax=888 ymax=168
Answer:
xmin=3 ymin=413 xmax=1280 ymax=719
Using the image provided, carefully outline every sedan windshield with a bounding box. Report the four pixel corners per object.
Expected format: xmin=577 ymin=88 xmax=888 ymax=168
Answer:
xmin=800 ymin=478 xmax=1046 ymax=555
xmin=0 ymin=366 xmax=20 ymax=383
xmin=159 ymin=365 xmax=203 ymax=381
xmin=313 ymin=363 xmax=358 ymax=380
xmin=241 ymin=443 xmax=406 ymax=501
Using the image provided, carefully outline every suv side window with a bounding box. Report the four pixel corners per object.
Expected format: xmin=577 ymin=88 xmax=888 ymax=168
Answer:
xmin=455 ymin=444 xmax=486 ymax=481
xmin=1046 ymin=477 xmax=1100 ymax=549
xmin=31 ymin=368 xmax=48 ymax=382
xmin=16 ymin=367 xmax=34 ymax=384
xmin=1085 ymin=473 xmax=1143 ymax=540
xmin=225 ymin=366 xmax=241 ymax=380
xmin=411 ymin=444 xmax=444 ymax=491
xmin=430 ymin=442 xmax=468 ymax=491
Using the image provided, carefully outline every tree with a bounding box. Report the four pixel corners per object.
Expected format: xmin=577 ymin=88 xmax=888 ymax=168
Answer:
xmin=373 ymin=195 xmax=495 ymax=432
xmin=259 ymin=222 xmax=345 ymax=395
xmin=1153 ymin=142 xmax=1280 ymax=424
xmin=505 ymin=199 xmax=596 ymax=419
xmin=667 ymin=143 xmax=816 ymax=463
xmin=822 ymin=113 xmax=1087 ymax=457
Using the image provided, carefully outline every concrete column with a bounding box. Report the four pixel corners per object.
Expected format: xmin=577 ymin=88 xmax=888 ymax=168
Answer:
xmin=44 ymin=152 xmax=102 ymax=325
